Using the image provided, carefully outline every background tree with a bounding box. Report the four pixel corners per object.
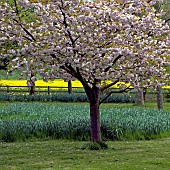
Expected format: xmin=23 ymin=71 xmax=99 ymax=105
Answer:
xmin=134 ymin=0 xmax=170 ymax=106
xmin=0 ymin=0 xmax=169 ymax=142
xmin=0 ymin=0 xmax=73 ymax=94
xmin=154 ymin=0 xmax=170 ymax=23
xmin=154 ymin=0 xmax=170 ymax=109
xmin=0 ymin=39 xmax=19 ymax=81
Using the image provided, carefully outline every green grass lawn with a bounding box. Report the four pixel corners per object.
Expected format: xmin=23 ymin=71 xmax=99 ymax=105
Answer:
xmin=0 ymin=138 xmax=170 ymax=170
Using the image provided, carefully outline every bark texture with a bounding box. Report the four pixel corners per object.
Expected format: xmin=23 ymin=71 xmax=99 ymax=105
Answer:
xmin=68 ymin=80 xmax=72 ymax=94
xmin=84 ymin=85 xmax=102 ymax=142
xmin=29 ymin=85 xmax=35 ymax=95
xmin=157 ymin=86 xmax=163 ymax=110
xmin=89 ymin=99 xmax=101 ymax=142
xmin=135 ymin=88 xmax=144 ymax=105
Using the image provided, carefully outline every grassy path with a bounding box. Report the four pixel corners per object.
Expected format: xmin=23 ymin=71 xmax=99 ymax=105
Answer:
xmin=1 ymin=138 xmax=170 ymax=170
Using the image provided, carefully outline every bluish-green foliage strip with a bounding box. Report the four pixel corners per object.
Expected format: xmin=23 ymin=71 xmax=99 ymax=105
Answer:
xmin=0 ymin=103 xmax=170 ymax=142
xmin=0 ymin=92 xmax=135 ymax=103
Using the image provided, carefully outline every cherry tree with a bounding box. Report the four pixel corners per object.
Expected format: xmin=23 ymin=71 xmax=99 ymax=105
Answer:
xmin=0 ymin=0 xmax=169 ymax=142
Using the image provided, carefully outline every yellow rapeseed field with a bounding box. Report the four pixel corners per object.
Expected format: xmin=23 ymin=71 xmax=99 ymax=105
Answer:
xmin=0 ymin=80 xmax=83 ymax=87
xmin=0 ymin=80 xmax=125 ymax=88
xmin=0 ymin=80 xmax=169 ymax=89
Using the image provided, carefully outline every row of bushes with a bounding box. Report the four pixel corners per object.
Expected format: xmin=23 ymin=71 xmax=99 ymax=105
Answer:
xmin=0 ymin=92 xmax=135 ymax=103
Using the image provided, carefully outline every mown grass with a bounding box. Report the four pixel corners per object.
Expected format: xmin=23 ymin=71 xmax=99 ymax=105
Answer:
xmin=0 ymin=138 xmax=170 ymax=170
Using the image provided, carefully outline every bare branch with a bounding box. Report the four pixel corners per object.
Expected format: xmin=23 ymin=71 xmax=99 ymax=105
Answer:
xmin=13 ymin=0 xmax=36 ymax=41
xmin=104 ymin=55 xmax=123 ymax=72
xmin=22 ymin=35 xmax=34 ymax=41
xmin=61 ymin=63 xmax=93 ymax=94
xmin=58 ymin=3 xmax=80 ymax=55
xmin=98 ymin=41 xmax=112 ymax=48
xmin=60 ymin=64 xmax=77 ymax=78
xmin=165 ymin=18 xmax=170 ymax=23
xmin=53 ymin=50 xmax=67 ymax=58
xmin=99 ymin=85 xmax=132 ymax=105
xmin=101 ymin=79 xmax=119 ymax=91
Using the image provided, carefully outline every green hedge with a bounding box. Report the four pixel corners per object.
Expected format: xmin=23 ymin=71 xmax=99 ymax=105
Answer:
xmin=0 ymin=92 xmax=135 ymax=103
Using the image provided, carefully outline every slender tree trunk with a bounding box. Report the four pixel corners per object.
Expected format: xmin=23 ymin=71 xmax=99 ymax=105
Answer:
xmin=135 ymin=87 xmax=144 ymax=105
xmin=143 ymin=88 xmax=147 ymax=102
xmin=30 ymin=85 xmax=35 ymax=95
xmin=27 ymin=80 xmax=35 ymax=95
xmin=27 ymin=74 xmax=35 ymax=95
xmin=157 ymin=85 xmax=163 ymax=110
xmin=89 ymin=98 xmax=101 ymax=142
xmin=68 ymin=80 xmax=72 ymax=94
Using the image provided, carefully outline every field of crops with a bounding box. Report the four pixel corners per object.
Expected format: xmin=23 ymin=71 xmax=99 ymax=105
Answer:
xmin=1 ymin=102 xmax=170 ymax=142
xmin=0 ymin=79 xmax=83 ymax=87
xmin=0 ymin=79 xmax=170 ymax=88
xmin=0 ymin=79 xmax=129 ymax=89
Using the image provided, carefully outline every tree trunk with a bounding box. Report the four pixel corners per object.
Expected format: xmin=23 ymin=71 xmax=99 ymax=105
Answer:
xmin=157 ymin=85 xmax=163 ymax=110
xmin=135 ymin=87 xmax=144 ymax=105
xmin=29 ymin=85 xmax=35 ymax=95
xmin=68 ymin=80 xmax=72 ymax=94
xmin=143 ymin=88 xmax=147 ymax=102
xmin=84 ymin=84 xmax=102 ymax=142
xmin=27 ymin=76 xmax=35 ymax=96
xmin=89 ymin=99 xmax=101 ymax=142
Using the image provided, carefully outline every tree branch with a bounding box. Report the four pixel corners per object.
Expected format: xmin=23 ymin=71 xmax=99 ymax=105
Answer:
xmin=98 ymin=41 xmax=112 ymax=48
xmin=104 ymin=55 xmax=123 ymax=72
xmin=165 ymin=18 xmax=170 ymax=23
xmin=101 ymin=79 xmax=119 ymax=92
xmin=60 ymin=64 xmax=76 ymax=78
xmin=58 ymin=3 xmax=80 ymax=54
xmin=52 ymin=50 xmax=67 ymax=58
xmin=61 ymin=63 xmax=93 ymax=95
xmin=75 ymin=67 xmax=90 ymax=90
xmin=13 ymin=0 xmax=36 ymax=41
xmin=99 ymin=85 xmax=132 ymax=105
